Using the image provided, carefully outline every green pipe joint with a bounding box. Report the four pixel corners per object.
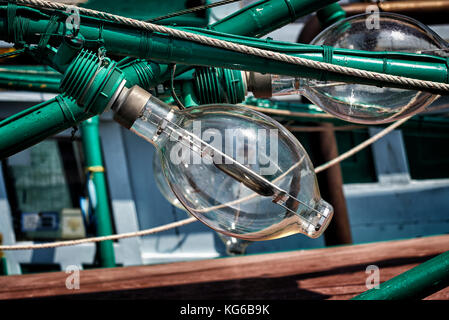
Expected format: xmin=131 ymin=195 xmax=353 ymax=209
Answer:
xmin=0 ymin=49 xmax=127 ymax=158
xmin=193 ymin=67 xmax=247 ymax=105
xmin=316 ymin=3 xmax=347 ymax=28
xmin=59 ymin=49 xmax=126 ymax=114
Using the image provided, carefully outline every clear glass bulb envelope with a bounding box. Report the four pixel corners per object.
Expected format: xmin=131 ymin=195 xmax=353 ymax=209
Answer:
xmin=130 ymin=98 xmax=333 ymax=241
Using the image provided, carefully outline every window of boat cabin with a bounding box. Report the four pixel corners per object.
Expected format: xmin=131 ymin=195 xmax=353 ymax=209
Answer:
xmin=0 ymin=137 xmax=107 ymax=241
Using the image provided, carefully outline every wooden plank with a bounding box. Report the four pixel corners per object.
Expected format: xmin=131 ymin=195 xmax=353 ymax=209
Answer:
xmin=0 ymin=235 xmax=448 ymax=300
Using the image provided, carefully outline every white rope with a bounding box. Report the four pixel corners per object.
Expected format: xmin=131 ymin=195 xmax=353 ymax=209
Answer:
xmin=13 ymin=0 xmax=449 ymax=93
xmin=0 ymin=217 xmax=197 ymax=251
xmin=0 ymin=115 xmax=411 ymax=251
xmin=314 ymin=116 xmax=411 ymax=173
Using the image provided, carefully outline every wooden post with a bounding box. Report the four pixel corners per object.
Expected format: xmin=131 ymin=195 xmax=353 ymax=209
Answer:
xmin=315 ymin=123 xmax=353 ymax=246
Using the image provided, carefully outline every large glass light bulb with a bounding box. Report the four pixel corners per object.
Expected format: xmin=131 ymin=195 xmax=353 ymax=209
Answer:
xmin=305 ymin=13 xmax=445 ymax=123
xmin=112 ymin=85 xmax=333 ymax=241
xmin=248 ymin=13 xmax=447 ymax=124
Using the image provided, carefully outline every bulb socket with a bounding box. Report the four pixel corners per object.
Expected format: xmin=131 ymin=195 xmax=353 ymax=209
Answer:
xmin=246 ymin=72 xmax=273 ymax=98
xmin=112 ymin=85 xmax=152 ymax=129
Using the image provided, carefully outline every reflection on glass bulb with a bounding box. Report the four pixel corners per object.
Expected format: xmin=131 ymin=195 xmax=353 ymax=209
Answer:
xmin=152 ymin=150 xmax=184 ymax=210
xmin=112 ymin=85 xmax=333 ymax=241
xmin=218 ymin=233 xmax=251 ymax=255
xmin=153 ymin=155 xmax=252 ymax=254
xmin=248 ymin=13 xmax=446 ymax=124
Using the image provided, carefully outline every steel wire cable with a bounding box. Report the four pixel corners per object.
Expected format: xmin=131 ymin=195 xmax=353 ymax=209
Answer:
xmin=147 ymin=0 xmax=242 ymax=22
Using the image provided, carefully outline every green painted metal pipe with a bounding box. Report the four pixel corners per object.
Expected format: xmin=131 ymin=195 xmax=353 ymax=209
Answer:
xmin=182 ymin=81 xmax=199 ymax=107
xmin=80 ymin=117 xmax=116 ymax=268
xmin=0 ymin=95 xmax=116 ymax=269
xmin=0 ymin=59 xmax=161 ymax=93
xmin=352 ymin=250 xmax=449 ymax=300
xmin=118 ymin=58 xmax=164 ymax=89
xmin=0 ymin=50 xmax=121 ymax=269
xmin=0 ymin=48 xmax=150 ymax=160
xmin=0 ymin=98 xmax=119 ymax=268
xmin=316 ymin=3 xmax=346 ymax=29
xmin=0 ymin=257 xmax=7 ymax=276
xmin=0 ymin=54 xmax=122 ymax=158
xmin=0 ymin=95 xmax=93 ymax=159
xmin=209 ymin=0 xmax=339 ymax=37
xmin=0 ymin=48 xmax=127 ymax=158
xmin=3 ymin=7 xmax=448 ymax=95
xmin=0 ymin=65 xmax=60 ymax=92
xmin=160 ymin=0 xmax=340 ymax=81
xmin=0 ymin=55 xmax=123 ymax=269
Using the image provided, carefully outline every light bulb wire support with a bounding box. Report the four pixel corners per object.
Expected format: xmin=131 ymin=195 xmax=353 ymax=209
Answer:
xmin=170 ymin=64 xmax=186 ymax=110
xmin=0 ymin=115 xmax=412 ymax=251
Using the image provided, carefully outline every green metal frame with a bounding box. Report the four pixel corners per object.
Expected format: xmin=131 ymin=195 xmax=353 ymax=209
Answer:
xmin=1 ymin=5 xmax=449 ymax=92
xmin=0 ymin=95 xmax=91 ymax=158
xmin=80 ymin=117 xmax=116 ymax=268
xmin=353 ymin=249 xmax=449 ymax=300
xmin=0 ymin=0 xmax=447 ymax=299
xmin=208 ymin=0 xmax=339 ymax=37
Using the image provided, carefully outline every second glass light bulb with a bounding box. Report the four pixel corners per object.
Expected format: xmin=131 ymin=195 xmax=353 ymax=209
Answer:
xmin=248 ymin=13 xmax=446 ymax=124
